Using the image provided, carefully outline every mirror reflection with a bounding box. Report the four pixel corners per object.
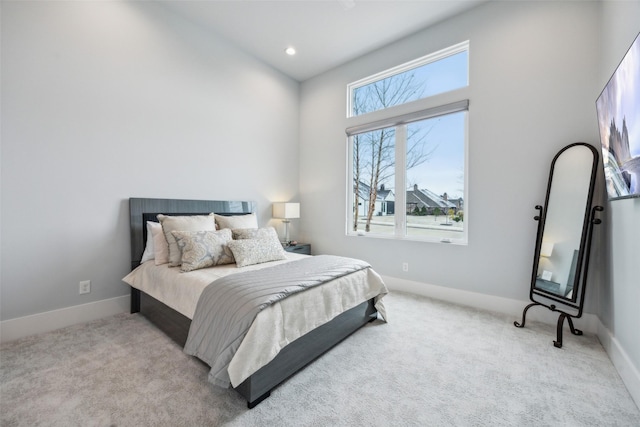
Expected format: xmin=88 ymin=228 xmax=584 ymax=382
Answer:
xmin=534 ymin=144 xmax=596 ymax=301
xmin=516 ymin=142 xmax=602 ymax=348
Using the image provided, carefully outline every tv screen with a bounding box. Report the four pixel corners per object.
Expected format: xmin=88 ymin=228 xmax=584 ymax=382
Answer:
xmin=596 ymin=32 xmax=640 ymax=201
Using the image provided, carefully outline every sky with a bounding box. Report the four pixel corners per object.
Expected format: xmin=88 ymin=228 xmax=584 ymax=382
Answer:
xmin=407 ymin=111 xmax=465 ymax=198
xmin=409 ymin=51 xmax=467 ymax=198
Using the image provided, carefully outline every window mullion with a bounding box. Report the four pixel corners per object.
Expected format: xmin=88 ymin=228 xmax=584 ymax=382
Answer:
xmin=346 ymin=135 xmax=354 ymax=234
xmin=395 ymin=125 xmax=407 ymax=237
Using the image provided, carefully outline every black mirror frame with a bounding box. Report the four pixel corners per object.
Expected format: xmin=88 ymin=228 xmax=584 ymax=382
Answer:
xmin=515 ymin=142 xmax=603 ymax=348
xmin=530 ymin=142 xmax=599 ymax=306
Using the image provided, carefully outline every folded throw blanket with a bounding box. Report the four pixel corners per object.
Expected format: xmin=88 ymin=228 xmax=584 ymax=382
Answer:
xmin=184 ymin=254 xmax=372 ymax=387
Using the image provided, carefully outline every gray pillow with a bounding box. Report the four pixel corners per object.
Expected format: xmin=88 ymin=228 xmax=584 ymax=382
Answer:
xmin=171 ymin=229 xmax=234 ymax=272
xmin=157 ymin=214 xmax=216 ymax=267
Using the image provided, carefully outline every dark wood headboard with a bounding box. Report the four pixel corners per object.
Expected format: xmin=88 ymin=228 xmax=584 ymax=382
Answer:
xmin=129 ymin=197 xmax=256 ymax=270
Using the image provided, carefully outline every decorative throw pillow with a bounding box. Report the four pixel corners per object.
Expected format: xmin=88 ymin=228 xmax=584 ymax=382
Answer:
xmin=232 ymin=226 xmax=279 ymax=241
xmin=171 ymin=229 xmax=234 ymax=272
xmin=227 ymin=237 xmax=287 ymax=268
xmin=214 ymin=213 xmax=258 ymax=230
xmin=157 ymin=214 xmax=216 ymax=267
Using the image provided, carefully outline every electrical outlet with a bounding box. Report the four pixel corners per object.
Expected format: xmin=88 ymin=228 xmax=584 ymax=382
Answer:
xmin=79 ymin=280 xmax=91 ymax=294
xmin=402 ymin=262 xmax=409 ymax=272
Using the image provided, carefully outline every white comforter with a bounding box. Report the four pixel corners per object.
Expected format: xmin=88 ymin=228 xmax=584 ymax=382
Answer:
xmin=122 ymin=253 xmax=387 ymax=387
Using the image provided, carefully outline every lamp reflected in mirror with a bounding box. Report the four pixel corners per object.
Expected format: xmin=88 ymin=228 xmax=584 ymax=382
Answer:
xmin=536 ymin=241 xmax=556 ymax=290
xmin=540 ymin=241 xmax=554 ymax=257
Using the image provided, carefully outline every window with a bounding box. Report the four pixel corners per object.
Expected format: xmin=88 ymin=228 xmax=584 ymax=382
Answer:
xmin=346 ymin=41 xmax=469 ymax=244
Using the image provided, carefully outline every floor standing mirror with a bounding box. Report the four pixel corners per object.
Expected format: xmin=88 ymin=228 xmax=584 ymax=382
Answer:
xmin=515 ymin=142 xmax=603 ymax=348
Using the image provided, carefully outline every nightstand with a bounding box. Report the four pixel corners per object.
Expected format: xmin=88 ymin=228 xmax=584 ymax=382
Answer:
xmin=284 ymin=243 xmax=311 ymax=255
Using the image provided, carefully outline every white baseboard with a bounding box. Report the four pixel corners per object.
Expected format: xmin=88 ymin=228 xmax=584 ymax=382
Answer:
xmin=597 ymin=321 xmax=640 ymax=409
xmin=381 ymin=275 xmax=599 ymax=333
xmin=0 ymin=295 xmax=130 ymax=344
xmin=382 ymin=275 xmax=639 ymax=409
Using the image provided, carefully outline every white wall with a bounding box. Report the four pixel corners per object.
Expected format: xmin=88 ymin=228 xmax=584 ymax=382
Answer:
xmin=300 ymin=0 xmax=640 ymax=406
xmin=0 ymin=2 xmax=300 ymax=321
xmin=1 ymin=0 xmax=637 ymax=407
xmin=299 ymin=1 xmax=601 ymax=308
xmin=598 ymin=0 xmax=640 ymax=404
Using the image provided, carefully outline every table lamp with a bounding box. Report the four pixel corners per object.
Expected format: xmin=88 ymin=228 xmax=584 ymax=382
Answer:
xmin=272 ymin=202 xmax=300 ymax=246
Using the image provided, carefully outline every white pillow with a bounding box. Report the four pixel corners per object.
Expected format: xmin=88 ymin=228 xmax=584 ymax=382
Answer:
xmin=151 ymin=222 xmax=170 ymax=265
xmin=140 ymin=221 xmax=157 ymax=263
xmin=214 ymin=213 xmax=258 ymax=230
xmin=227 ymin=237 xmax=286 ymax=268
xmin=157 ymin=214 xmax=216 ymax=267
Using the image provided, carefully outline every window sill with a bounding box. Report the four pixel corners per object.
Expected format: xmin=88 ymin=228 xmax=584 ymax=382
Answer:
xmin=346 ymin=231 xmax=467 ymax=246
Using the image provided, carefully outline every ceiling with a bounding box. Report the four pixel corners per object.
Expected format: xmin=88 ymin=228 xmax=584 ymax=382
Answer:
xmin=160 ymin=1 xmax=486 ymax=82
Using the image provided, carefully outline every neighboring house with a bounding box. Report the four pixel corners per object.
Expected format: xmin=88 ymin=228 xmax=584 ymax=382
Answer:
xmin=357 ymin=182 xmax=461 ymax=217
xmin=406 ymin=184 xmax=462 ymax=215
xmin=355 ymin=181 xmax=395 ymax=217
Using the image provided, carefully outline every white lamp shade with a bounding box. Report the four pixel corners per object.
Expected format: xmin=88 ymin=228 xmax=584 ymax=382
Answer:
xmin=273 ymin=202 xmax=300 ymax=219
xmin=540 ymin=241 xmax=554 ymax=257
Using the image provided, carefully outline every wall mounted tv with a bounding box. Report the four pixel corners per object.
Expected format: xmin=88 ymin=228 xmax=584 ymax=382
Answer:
xmin=596 ymin=31 xmax=640 ymax=201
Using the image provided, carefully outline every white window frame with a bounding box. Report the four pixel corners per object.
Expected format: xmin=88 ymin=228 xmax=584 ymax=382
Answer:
xmin=347 ymin=40 xmax=469 ymax=118
xmin=345 ymin=41 xmax=470 ymax=245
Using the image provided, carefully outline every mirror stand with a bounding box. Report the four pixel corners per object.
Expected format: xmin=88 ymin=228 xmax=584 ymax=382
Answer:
xmin=514 ymin=143 xmax=603 ymax=348
xmin=515 ymin=303 xmax=583 ymax=347
xmin=515 ymin=205 xmax=603 ymax=347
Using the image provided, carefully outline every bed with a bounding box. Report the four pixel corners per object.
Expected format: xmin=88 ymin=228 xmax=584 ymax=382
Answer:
xmin=124 ymin=197 xmax=387 ymax=408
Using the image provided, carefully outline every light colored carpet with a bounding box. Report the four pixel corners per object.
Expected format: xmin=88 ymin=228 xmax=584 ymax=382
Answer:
xmin=1 ymin=291 xmax=638 ymax=426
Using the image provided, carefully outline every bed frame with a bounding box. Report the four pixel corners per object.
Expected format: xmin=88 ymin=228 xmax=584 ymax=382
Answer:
xmin=128 ymin=198 xmax=378 ymax=408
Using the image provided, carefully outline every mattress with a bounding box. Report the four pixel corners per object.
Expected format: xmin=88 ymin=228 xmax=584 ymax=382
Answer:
xmin=123 ymin=253 xmax=387 ymax=386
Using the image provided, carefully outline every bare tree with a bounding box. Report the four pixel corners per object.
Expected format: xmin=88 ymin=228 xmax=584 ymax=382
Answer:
xmin=352 ymin=72 xmax=435 ymax=231
xmin=352 ymin=134 xmax=361 ymax=231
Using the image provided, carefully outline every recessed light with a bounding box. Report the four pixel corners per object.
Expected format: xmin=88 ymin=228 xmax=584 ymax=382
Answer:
xmin=285 ymin=47 xmax=296 ymax=56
